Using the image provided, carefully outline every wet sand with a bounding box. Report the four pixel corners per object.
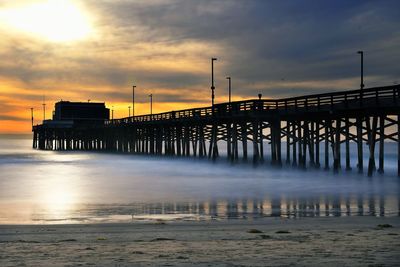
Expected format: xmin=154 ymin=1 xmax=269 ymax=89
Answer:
xmin=1 ymin=217 xmax=399 ymax=266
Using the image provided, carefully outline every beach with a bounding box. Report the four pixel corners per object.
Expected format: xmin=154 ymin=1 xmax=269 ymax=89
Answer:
xmin=1 ymin=216 xmax=399 ymax=266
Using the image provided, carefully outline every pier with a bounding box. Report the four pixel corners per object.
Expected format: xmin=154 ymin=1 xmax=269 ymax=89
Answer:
xmin=32 ymin=85 xmax=400 ymax=176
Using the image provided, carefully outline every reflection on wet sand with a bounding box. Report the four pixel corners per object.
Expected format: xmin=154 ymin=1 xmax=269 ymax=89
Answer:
xmin=0 ymin=194 xmax=397 ymax=224
xmin=24 ymin=193 xmax=398 ymax=224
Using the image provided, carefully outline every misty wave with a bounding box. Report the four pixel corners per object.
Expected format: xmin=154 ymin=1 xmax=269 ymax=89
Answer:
xmin=0 ymin=138 xmax=399 ymax=224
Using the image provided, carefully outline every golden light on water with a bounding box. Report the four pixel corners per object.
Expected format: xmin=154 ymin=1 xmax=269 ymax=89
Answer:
xmin=0 ymin=0 xmax=93 ymax=42
xmin=35 ymin=162 xmax=86 ymax=221
xmin=41 ymin=183 xmax=76 ymax=215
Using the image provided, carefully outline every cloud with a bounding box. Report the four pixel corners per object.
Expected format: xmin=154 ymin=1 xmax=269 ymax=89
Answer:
xmin=0 ymin=115 xmax=27 ymax=121
xmin=0 ymin=0 xmax=399 ymax=132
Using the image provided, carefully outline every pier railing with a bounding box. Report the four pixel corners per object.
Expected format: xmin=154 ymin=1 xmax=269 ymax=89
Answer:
xmin=106 ymin=85 xmax=400 ymax=125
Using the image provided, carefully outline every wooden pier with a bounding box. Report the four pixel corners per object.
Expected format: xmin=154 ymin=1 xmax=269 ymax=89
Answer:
xmin=33 ymin=85 xmax=400 ymax=176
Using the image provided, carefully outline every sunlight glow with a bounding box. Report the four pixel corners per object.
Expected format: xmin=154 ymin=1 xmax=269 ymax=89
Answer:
xmin=0 ymin=0 xmax=93 ymax=42
xmin=35 ymin=164 xmax=85 ymax=220
xmin=42 ymin=185 xmax=75 ymax=214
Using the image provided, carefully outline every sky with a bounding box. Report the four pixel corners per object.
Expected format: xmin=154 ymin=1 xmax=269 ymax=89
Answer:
xmin=0 ymin=0 xmax=399 ymax=133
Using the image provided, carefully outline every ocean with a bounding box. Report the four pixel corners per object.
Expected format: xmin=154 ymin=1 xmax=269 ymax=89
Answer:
xmin=0 ymin=137 xmax=399 ymax=224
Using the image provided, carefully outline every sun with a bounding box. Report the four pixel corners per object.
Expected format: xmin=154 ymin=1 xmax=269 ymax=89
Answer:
xmin=0 ymin=0 xmax=93 ymax=42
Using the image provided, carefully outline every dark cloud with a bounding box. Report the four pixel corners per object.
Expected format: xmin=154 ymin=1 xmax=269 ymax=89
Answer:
xmin=100 ymin=0 xmax=400 ymax=94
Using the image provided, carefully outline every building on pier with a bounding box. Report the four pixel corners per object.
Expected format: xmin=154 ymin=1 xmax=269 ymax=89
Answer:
xmin=52 ymin=101 xmax=109 ymax=125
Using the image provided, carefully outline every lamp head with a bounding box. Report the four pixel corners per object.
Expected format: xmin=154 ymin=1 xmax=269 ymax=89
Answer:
xmin=357 ymin=51 xmax=363 ymax=54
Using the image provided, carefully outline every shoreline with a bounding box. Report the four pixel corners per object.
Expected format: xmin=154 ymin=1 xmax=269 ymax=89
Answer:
xmin=0 ymin=213 xmax=399 ymax=227
xmin=1 ymin=216 xmax=399 ymax=266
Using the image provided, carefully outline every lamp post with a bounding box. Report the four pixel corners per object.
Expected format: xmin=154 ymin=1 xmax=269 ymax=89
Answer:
xmin=42 ymin=95 xmax=46 ymax=121
xmin=149 ymin=94 xmax=153 ymax=115
xmin=30 ymin=108 xmax=34 ymax=128
xmin=111 ymin=106 xmax=114 ymax=120
xmin=128 ymin=106 xmax=131 ymax=117
xmin=132 ymin=85 xmax=136 ymax=116
xmin=357 ymin=51 xmax=364 ymax=90
xmin=226 ymin=76 xmax=231 ymax=104
xmin=211 ymin=58 xmax=217 ymax=108
xmin=42 ymin=103 xmax=46 ymax=121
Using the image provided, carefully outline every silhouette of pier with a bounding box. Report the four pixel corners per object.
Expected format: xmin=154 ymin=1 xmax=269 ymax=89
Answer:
xmin=32 ymin=85 xmax=400 ymax=176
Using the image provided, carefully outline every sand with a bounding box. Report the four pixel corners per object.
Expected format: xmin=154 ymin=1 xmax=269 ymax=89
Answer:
xmin=1 ymin=216 xmax=399 ymax=266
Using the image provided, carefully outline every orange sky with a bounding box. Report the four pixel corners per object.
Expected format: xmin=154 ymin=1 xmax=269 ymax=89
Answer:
xmin=0 ymin=0 xmax=238 ymax=133
xmin=0 ymin=0 xmax=398 ymax=134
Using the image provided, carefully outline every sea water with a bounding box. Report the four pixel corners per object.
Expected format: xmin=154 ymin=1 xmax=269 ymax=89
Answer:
xmin=0 ymin=137 xmax=399 ymax=224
